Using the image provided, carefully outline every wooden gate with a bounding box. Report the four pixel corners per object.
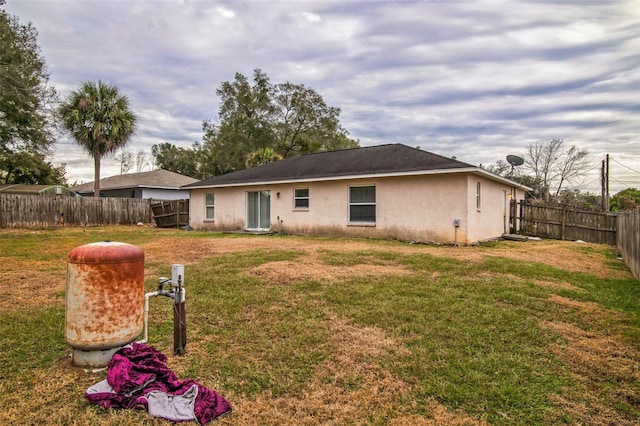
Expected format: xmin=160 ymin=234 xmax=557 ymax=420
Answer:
xmin=151 ymin=199 xmax=189 ymax=228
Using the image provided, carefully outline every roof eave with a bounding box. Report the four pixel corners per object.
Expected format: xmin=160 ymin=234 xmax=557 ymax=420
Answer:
xmin=97 ymin=185 xmax=187 ymax=191
xmin=472 ymin=169 xmax=533 ymax=191
xmin=184 ymin=167 xmax=532 ymax=191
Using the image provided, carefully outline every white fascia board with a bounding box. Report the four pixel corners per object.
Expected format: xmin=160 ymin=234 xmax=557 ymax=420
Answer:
xmin=471 ymin=169 xmax=533 ymax=191
xmin=185 ymin=168 xmax=532 ymax=191
xmin=136 ymin=185 xmax=183 ymax=190
xmin=102 ymin=185 xmax=180 ymax=190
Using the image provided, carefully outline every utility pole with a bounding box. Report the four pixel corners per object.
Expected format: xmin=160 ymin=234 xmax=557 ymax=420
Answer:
xmin=601 ymin=158 xmax=605 ymax=211
xmin=601 ymin=154 xmax=610 ymax=211
xmin=605 ymin=154 xmax=610 ymax=211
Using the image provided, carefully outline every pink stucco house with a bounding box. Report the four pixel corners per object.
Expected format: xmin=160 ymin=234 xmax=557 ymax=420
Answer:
xmin=183 ymin=144 xmax=530 ymax=244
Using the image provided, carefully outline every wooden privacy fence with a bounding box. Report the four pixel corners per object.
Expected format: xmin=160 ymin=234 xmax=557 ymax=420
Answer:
xmin=617 ymin=207 xmax=639 ymax=281
xmin=150 ymin=199 xmax=189 ymax=228
xmin=518 ymin=201 xmax=617 ymax=245
xmin=0 ymin=194 xmax=152 ymax=228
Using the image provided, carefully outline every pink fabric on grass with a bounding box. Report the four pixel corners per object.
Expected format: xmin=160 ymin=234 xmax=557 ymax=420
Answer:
xmin=86 ymin=343 xmax=232 ymax=424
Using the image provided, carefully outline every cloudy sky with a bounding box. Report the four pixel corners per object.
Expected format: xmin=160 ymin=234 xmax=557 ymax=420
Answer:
xmin=5 ymin=0 xmax=639 ymax=193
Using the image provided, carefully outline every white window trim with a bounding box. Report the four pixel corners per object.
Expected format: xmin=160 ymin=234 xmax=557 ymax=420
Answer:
xmin=348 ymin=185 xmax=376 ymax=225
xmin=476 ymin=182 xmax=482 ymax=211
xmin=205 ymin=192 xmax=215 ymax=221
xmin=293 ymin=188 xmax=309 ymax=210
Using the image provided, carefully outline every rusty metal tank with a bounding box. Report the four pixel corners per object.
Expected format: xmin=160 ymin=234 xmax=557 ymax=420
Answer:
xmin=66 ymin=241 xmax=145 ymax=367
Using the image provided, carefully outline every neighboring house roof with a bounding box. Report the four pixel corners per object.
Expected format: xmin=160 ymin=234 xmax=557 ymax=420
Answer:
xmin=0 ymin=184 xmax=77 ymax=196
xmin=70 ymin=169 xmax=199 ymax=194
xmin=184 ymin=143 xmax=530 ymax=190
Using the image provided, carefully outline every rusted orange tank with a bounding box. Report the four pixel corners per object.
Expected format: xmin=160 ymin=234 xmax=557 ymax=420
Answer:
xmin=66 ymin=241 xmax=144 ymax=367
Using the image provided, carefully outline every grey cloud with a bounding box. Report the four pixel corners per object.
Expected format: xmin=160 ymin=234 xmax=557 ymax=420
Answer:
xmin=4 ymin=0 xmax=638 ymax=193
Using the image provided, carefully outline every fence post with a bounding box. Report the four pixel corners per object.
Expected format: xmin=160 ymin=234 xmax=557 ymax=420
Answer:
xmin=58 ymin=195 xmax=64 ymax=226
xmin=561 ymin=206 xmax=567 ymax=240
xmin=519 ymin=200 xmax=524 ymax=234
xmin=176 ymin=200 xmax=180 ymax=228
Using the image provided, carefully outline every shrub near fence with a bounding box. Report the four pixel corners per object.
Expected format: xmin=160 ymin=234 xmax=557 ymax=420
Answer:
xmin=617 ymin=207 xmax=640 ymax=281
xmin=0 ymin=194 xmax=152 ymax=228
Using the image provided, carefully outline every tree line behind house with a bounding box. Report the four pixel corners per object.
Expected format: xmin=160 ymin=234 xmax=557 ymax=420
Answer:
xmin=1 ymin=2 xmax=637 ymax=211
xmin=1 ymin=1 xmax=355 ymax=197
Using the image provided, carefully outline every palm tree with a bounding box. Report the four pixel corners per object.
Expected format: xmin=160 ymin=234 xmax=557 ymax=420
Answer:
xmin=245 ymin=147 xmax=283 ymax=168
xmin=59 ymin=81 xmax=137 ymax=197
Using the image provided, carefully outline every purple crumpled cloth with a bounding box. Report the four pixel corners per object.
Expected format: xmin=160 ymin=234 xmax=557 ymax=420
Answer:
xmin=86 ymin=342 xmax=232 ymax=424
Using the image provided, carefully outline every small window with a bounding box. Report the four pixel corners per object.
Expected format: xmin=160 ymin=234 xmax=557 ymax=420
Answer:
xmin=294 ymin=188 xmax=309 ymax=209
xmin=349 ymin=186 xmax=376 ymax=223
xmin=476 ymin=182 xmax=481 ymax=210
xmin=205 ymin=193 xmax=215 ymax=220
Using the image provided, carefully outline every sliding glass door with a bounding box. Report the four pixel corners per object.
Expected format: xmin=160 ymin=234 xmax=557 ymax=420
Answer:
xmin=246 ymin=191 xmax=270 ymax=230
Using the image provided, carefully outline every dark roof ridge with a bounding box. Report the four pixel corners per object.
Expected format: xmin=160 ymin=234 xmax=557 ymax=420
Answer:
xmin=299 ymin=142 xmax=397 ymax=156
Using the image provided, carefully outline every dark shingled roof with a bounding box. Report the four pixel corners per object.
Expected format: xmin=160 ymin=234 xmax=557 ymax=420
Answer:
xmin=185 ymin=144 xmax=476 ymax=188
xmin=71 ymin=169 xmax=198 ymax=194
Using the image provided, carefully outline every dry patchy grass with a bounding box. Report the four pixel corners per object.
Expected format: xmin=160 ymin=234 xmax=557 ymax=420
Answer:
xmin=217 ymin=314 xmax=485 ymax=426
xmin=2 ymin=235 xmax=619 ymax=311
xmin=0 ymin=230 xmax=637 ymax=425
xmin=544 ymin=321 xmax=640 ymax=426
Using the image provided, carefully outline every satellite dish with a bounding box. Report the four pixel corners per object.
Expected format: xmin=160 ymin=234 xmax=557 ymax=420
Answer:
xmin=506 ymin=155 xmax=524 ymax=177
xmin=506 ymin=155 xmax=524 ymax=167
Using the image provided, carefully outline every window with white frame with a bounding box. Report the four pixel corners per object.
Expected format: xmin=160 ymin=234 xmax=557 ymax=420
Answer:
xmin=205 ymin=193 xmax=215 ymax=220
xmin=476 ymin=182 xmax=481 ymax=210
xmin=294 ymin=188 xmax=309 ymax=209
xmin=349 ymin=185 xmax=376 ymax=223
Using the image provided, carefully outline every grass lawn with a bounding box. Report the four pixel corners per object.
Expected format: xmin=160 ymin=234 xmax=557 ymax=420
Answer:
xmin=0 ymin=226 xmax=638 ymax=425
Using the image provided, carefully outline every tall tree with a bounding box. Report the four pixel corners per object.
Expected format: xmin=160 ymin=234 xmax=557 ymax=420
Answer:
xmin=2 ymin=151 xmax=66 ymax=184
xmin=59 ymin=81 xmax=137 ymax=196
xmin=151 ymin=142 xmax=200 ymax=178
xmin=200 ymin=68 xmax=358 ymax=174
xmin=482 ymin=159 xmax=512 ymax=177
xmin=135 ymin=150 xmax=149 ymax=172
xmin=208 ymin=69 xmax=275 ymax=173
xmin=154 ymin=69 xmax=358 ymax=177
xmin=523 ymin=139 xmax=590 ymax=202
xmin=0 ymin=1 xmax=62 ymax=183
xmin=114 ymin=149 xmax=134 ymax=174
xmin=271 ymin=81 xmax=356 ymax=157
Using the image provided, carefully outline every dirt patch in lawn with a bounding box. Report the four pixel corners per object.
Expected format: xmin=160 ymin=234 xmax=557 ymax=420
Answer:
xmin=544 ymin=320 xmax=640 ymax=425
xmin=544 ymin=293 xmax=640 ymax=424
xmin=219 ymin=313 xmax=485 ymax=425
xmin=142 ymin=236 xmax=623 ymax=278
xmin=2 ymin=235 xmax=625 ymax=311
xmin=532 ymin=279 xmax=581 ymax=291
xmin=0 ymin=269 xmax=65 ymax=310
xmin=548 ymin=294 xmax=606 ymax=314
xmin=246 ymin=248 xmax=412 ymax=284
xmin=388 ymin=404 xmax=488 ymax=426
xmin=475 ymin=272 xmax=581 ymax=291
xmin=474 ymin=241 xmax=623 ymax=279
xmin=547 ymin=293 xmax=626 ymax=329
